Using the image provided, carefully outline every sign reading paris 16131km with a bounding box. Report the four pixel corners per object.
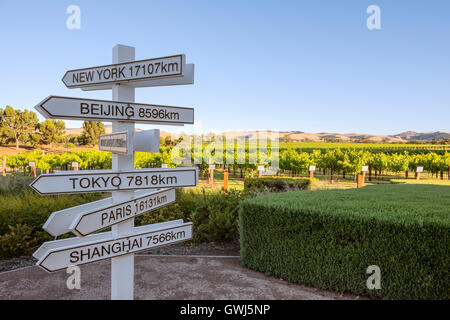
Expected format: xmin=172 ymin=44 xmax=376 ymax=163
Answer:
xmin=62 ymin=55 xmax=185 ymax=88
xmin=43 ymin=189 xmax=176 ymax=237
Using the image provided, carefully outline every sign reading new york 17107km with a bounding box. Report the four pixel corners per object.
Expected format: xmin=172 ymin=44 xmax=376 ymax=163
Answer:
xmin=62 ymin=55 xmax=185 ymax=88
xmin=29 ymin=167 xmax=198 ymax=195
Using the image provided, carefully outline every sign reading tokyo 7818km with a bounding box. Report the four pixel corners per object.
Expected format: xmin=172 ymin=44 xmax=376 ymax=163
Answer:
xmin=30 ymin=167 xmax=198 ymax=195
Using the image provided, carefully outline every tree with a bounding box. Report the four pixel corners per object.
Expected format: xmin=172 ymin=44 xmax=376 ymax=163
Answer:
xmin=78 ymin=121 xmax=105 ymax=145
xmin=37 ymin=119 xmax=66 ymax=148
xmin=0 ymin=106 xmax=39 ymax=149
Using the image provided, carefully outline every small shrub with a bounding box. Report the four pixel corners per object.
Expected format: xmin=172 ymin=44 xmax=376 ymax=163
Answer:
xmin=0 ymin=224 xmax=36 ymax=259
xmin=0 ymin=176 xmax=34 ymax=195
xmin=244 ymin=177 xmax=316 ymax=193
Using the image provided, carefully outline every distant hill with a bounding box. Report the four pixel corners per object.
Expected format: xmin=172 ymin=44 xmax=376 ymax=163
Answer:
xmin=66 ymin=125 xmax=173 ymax=138
xmin=64 ymin=126 xmax=449 ymax=143
xmin=390 ymin=131 xmax=450 ymax=141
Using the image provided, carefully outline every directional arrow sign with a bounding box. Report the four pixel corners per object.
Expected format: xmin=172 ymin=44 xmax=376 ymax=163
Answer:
xmin=43 ymin=188 xmax=176 ymax=237
xmin=35 ymin=220 xmax=192 ymax=272
xmin=33 ymin=219 xmax=183 ymax=261
xmin=99 ymin=131 xmax=129 ymax=154
xmin=81 ymin=63 xmax=195 ymax=91
xmin=35 ymin=96 xmax=194 ymax=125
xmin=29 ymin=167 xmax=198 ymax=195
xmin=62 ymin=55 xmax=185 ymax=88
xmin=98 ymin=129 xmax=160 ymax=155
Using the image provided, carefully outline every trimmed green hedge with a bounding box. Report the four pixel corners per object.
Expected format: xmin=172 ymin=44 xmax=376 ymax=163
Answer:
xmin=244 ymin=177 xmax=315 ymax=193
xmin=239 ymin=184 xmax=450 ymax=299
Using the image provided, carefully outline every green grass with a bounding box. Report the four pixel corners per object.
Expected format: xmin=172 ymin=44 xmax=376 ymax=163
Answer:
xmin=239 ymin=184 xmax=450 ymax=299
xmin=391 ymin=178 xmax=450 ymax=186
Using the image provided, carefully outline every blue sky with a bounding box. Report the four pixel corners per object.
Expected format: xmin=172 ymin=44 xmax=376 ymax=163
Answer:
xmin=1 ymin=0 xmax=449 ymax=135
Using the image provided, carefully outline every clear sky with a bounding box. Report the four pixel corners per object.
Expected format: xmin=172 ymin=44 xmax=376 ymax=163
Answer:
xmin=1 ymin=0 xmax=449 ymax=135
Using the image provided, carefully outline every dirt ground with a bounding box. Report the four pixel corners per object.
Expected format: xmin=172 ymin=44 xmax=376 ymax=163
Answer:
xmin=0 ymin=255 xmax=363 ymax=300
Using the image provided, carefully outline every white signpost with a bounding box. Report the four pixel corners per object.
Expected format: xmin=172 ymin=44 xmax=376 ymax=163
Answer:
xmin=416 ymin=166 xmax=424 ymax=173
xmin=31 ymin=45 xmax=196 ymax=300
xmin=309 ymin=165 xmax=316 ymax=172
xmin=35 ymin=96 xmax=194 ymax=125
xmin=362 ymin=165 xmax=369 ymax=172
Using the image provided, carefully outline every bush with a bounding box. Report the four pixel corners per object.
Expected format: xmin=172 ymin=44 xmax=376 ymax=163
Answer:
xmin=0 ymin=175 xmax=34 ymax=195
xmin=0 ymin=188 xmax=103 ymax=259
xmin=239 ymin=184 xmax=450 ymax=299
xmin=244 ymin=177 xmax=315 ymax=193
xmin=0 ymin=224 xmax=36 ymax=258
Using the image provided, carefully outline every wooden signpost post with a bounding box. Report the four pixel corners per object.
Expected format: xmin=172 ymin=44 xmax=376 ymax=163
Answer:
xmin=223 ymin=171 xmax=229 ymax=191
xmin=258 ymin=165 xmax=264 ymax=178
xmin=209 ymin=164 xmax=215 ymax=186
xmin=29 ymin=161 xmax=36 ymax=177
xmin=357 ymin=165 xmax=369 ymax=188
xmin=361 ymin=165 xmax=369 ymax=179
xmin=416 ymin=166 xmax=423 ymax=180
xmin=30 ymin=45 xmax=196 ymax=300
xmin=308 ymin=165 xmax=316 ymax=179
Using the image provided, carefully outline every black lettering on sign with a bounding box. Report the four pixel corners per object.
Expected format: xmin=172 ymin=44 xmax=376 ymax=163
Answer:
xmin=111 ymin=176 xmax=121 ymax=187
xmin=80 ymin=103 xmax=89 ymax=114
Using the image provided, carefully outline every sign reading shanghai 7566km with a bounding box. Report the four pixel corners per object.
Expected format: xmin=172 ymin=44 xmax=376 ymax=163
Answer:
xmin=29 ymin=167 xmax=198 ymax=195
xmin=62 ymin=55 xmax=185 ymax=88
xmin=36 ymin=220 xmax=192 ymax=272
